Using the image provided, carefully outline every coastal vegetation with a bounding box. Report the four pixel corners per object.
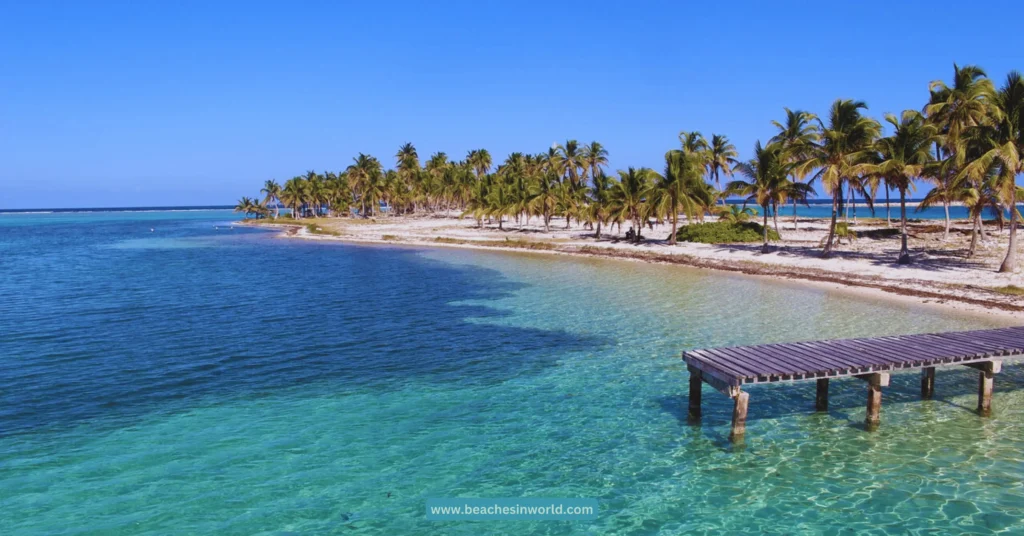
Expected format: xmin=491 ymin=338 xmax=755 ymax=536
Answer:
xmin=241 ymin=64 xmax=1024 ymax=272
xmin=675 ymin=221 xmax=779 ymax=244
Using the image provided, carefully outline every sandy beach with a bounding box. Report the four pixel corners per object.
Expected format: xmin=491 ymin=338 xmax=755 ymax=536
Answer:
xmin=242 ymin=214 xmax=1024 ymax=320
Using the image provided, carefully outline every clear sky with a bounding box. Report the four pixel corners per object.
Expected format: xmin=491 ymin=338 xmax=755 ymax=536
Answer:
xmin=2 ymin=1 xmax=1022 ymax=209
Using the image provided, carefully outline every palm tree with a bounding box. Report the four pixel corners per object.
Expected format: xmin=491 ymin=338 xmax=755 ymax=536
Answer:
xmin=796 ymin=99 xmax=881 ymax=257
xmin=925 ymin=64 xmax=998 ymax=246
xmin=581 ymin=141 xmax=609 ymax=189
xmin=679 ymin=131 xmax=708 ymax=154
xmin=347 ymin=154 xmax=382 ymax=216
xmin=958 ymin=71 xmax=1024 ymax=272
xmin=326 ymin=174 xmax=351 ymax=217
xmin=919 ymin=157 xmax=960 ymax=240
xmin=770 ymin=108 xmax=820 ymax=230
xmin=926 ymin=64 xmax=998 ymax=149
xmin=555 ymin=140 xmax=584 ymax=188
xmin=609 ymin=167 xmax=653 ymax=243
xmin=306 ymin=171 xmax=325 ymax=217
xmin=485 ymin=181 xmax=514 ymax=230
xmin=728 ymin=141 xmax=796 ymax=252
xmin=650 ymin=150 xmax=712 ymax=244
xmin=716 ymin=204 xmax=758 ymax=223
xmin=528 ymin=171 xmax=560 ymax=232
xmin=234 ymin=197 xmax=255 ymax=219
xmin=875 ymin=110 xmax=937 ymax=264
xmin=280 ymin=177 xmax=308 ymax=219
xmin=704 ymin=134 xmax=738 ymax=203
xmin=260 ymin=180 xmax=282 ymax=219
xmin=467 ymin=149 xmax=492 ymax=179
xmin=396 ymin=143 xmax=420 ymax=209
xmin=588 ymin=170 xmax=614 ymax=238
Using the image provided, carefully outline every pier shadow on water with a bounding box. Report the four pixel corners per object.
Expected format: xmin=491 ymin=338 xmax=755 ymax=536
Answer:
xmin=0 ymin=226 xmax=610 ymax=436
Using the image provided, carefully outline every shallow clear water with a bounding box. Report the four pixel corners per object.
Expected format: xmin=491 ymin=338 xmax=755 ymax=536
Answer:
xmin=1 ymin=211 xmax=1022 ymax=535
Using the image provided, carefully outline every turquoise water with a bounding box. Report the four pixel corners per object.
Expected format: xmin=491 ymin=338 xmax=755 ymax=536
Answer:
xmin=2 ymin=210 xmax=1023 ymax=534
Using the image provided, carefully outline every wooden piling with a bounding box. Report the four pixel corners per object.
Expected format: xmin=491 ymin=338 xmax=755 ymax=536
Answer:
xmin=978 ymin=371 xmax=993 ymax=416
xmin=687 ymin=366 xmax=702 ymax=420
xmin=729 ymin=391 xmax=749 ymax=441
xmin=815 ymin=378 xmax=829 ymax=411
xmin=921 ymin=367 xmax=935 ymax=399
xmin=862 ymin=373 xmax=888 ymax=429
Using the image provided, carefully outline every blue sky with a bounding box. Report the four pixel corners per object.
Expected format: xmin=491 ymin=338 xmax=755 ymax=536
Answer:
xmin=2 ymin=1 xmax=1022 ymax=209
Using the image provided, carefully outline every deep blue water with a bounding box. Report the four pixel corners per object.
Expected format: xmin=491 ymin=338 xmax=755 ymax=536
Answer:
xmin=1 ymin=210 xmax=1022 ymax=534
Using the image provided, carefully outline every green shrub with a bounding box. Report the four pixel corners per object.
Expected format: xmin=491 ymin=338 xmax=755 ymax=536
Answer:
xmin=676 ymin=221 xmax=780 ymax=244
xmin=993 ymin=285 xmax=1024 ymax=296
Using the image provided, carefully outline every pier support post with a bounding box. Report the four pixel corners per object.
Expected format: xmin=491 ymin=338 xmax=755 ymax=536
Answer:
xmin=729 ymin=391 xmax=749 ymax=442
xmin=859 ymin=373 xmax=889 ymax=430
xmin=921 ymin=367 xmax=935 ymax=399
xmin=687 ymin=366 xmax=702 ymax=420
xmin=815 ymin=378 xmax=829 ymax=412
xmin=968 ymin=361 xmax=1001 ymax=416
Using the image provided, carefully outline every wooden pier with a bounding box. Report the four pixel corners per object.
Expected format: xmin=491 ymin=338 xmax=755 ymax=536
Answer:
xmin=682 ymin=326 xmax=1024 ymax=440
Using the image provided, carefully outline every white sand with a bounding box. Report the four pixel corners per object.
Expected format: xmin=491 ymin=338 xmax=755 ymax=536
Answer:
xmin=243 ymin=214 xmax=1024 ymax=320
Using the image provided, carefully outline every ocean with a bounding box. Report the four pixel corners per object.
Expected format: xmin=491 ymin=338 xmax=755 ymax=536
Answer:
xmin=1 ymin=210 xmax=1022 ymax=534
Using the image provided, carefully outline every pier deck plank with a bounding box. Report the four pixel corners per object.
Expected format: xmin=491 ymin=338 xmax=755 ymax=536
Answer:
xmin=683 ymin=327 xmax=1024 ymax=388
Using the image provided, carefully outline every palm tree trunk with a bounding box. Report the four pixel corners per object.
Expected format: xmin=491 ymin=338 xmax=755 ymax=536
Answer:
xmin=885 ymin=187 xmax=891 ymax=228
xmin=792 ymin=199 xmax=798 ymax=231
xmin=999 ymin=187 xmax=1018 ymax=273
xmin=669 ymin=208 xmax=678 ymax=245
xmin=716 ymin=171 xmax=725 ymax=206
xmin=823 ymin=187 xmax=839 ymax=257
xmin=762 ymin=204 xmax=770 ymax=253
xmin=898 ymin=188 xmax=910 ymax=264
xmin=978 ymin=214 xmax=987 ymax=241
xmin=968 ymin=215 xmax=979 ymax=258
xmin=943 ymin=202 xmax=951 ymax=241
xmin=772 ymin=203 xmax=780 ymax=235
xmin=274 ymin=201 xmax=280 ymax=220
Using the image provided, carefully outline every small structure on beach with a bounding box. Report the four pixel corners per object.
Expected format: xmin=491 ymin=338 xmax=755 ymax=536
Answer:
xmin=682 ymin=327 xmax=1024 ymax=440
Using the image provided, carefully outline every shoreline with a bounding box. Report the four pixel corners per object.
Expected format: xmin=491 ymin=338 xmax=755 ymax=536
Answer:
xmin=239 ymin=217 xmax=1024 ymax=321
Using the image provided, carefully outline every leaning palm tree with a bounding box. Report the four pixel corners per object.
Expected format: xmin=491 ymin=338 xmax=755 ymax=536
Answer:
xmin=958 ymin=71 xmax=1024 ymax=272
xmin=234 ymin=197 xmax=255 ymax=219
xmin=727 ymin=141 xmax=795 ymax=252
xmin=796 ymin=99 xmax=882 ymax=257
xmin=260 ymin=180 xmax=282 ymax=219
xmin=704 ymin=134 xmax=739 ymax=203
xmin=770 ymin=108 xmax=820 ymax=230
xmin=650 ymin=150 xmax=712 ymax=244
xmin=875 ymin=110 xmax=937 ymax=264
